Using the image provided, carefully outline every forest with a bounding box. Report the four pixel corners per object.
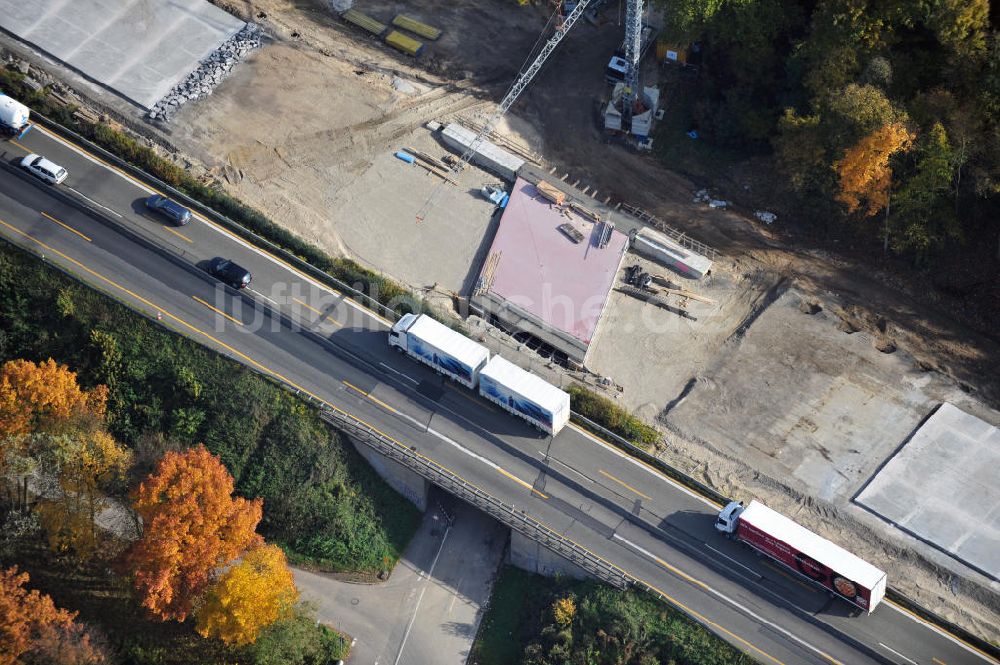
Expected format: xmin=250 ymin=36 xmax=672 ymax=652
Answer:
xmin=658 ymin=0 xmax=997 ymax=272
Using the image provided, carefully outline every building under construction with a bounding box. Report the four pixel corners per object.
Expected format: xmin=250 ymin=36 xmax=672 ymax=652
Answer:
xmin=471 ymin=175 xmax=629 ymax=368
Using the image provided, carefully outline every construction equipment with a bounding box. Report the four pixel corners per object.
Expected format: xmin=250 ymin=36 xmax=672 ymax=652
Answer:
xmin=481 ymin=184 xmax=509 ymax=207
xmin=415 ymin=0 xmax=595 ymax=223
xmin=603 ymin=0 xmax=660 ymax=145
xmin=536 ymin=180 xmax=567 ymax=205
xmin=621 ymin=265 xmax=715 ymax=312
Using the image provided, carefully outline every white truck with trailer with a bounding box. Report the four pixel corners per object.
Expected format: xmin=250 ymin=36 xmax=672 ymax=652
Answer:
xmin=388 ymin=313 xmax=489 ymax=389
xmin=0 ymin=94 xmax=30 ymax=135
xmin=478 ymin=355 xmax=570 ymax=435
xmin=716 ymin=500 xmax=887 ymax=614
xmin=388 ymin=314 xmax=571 ymax=435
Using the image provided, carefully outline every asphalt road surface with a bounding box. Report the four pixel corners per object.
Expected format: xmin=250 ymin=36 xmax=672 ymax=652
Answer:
xmin=0 ymin=125 xmax=994 ymax=665
xmin=297 ymin=491 xmax=507 ymax=665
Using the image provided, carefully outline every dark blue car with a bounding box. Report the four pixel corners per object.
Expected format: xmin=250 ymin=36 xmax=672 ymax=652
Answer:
xmin=145 ymin=194 xmax=191 ymax=226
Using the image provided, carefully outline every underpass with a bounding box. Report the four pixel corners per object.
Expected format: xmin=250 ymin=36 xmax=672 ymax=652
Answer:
xmin=0 ymin=124 xmax=993 ymax=665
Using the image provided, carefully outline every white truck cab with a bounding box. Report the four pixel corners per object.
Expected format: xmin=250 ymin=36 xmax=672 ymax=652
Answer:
xmin=715 ymin=500 xmax=745 ymax=535
xmin=388 ymin=313 xmax=417 ymax=352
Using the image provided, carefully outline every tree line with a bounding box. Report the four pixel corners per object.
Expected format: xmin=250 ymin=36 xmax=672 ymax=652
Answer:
xmin=658 ymin=0 xmax=997 ymax=263
xmin=0 ymin=359 xmax=345 ymax=663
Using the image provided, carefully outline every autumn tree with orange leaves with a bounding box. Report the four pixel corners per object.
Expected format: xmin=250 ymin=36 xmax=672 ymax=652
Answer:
xmin=0 ymin=359 xmax=129 ymax=558
xmin=0 ymin=566 xmax=108 ymax=665
xmin=195 ymin=543 xmax=298 ymax=646
xmin=0 ymin=358 xmax=108 ymax=439
xmin=125 ymin=444 xmax=263 ymax=622
xmin=834 ymin=122 xmax=915 ymax=218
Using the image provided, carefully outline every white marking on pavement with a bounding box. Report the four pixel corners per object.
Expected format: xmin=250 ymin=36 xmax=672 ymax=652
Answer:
xmin=883 ymin=602 xmax=997 ymax=663
xmin=703 ymin=544 xmax=763 ymax=580
xmin=393 ymin=522 xmax=451 ymax=665
xmin=878 ymin=642 xmax=918 ymax=665
xmin=247 ymin=288 xmax=276 ymax=305
xmin=64 ymin=187 xmax=123 ymax=217
xmin=568 ymin=423 xmax=718 ymax=509
xmin=538 ymin=451 xmax=594 ymax=484
xmin=613 ymin=534 xmax=838 ymax=664
xmin=381 ymin=362 xmax=419 ymax=384
xmin=36 ymin=124 xmax=388 ymax=326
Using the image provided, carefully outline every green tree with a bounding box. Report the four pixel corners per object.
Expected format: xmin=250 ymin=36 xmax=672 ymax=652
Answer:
xmin=892 ymin=122 xmax=960 ymax=257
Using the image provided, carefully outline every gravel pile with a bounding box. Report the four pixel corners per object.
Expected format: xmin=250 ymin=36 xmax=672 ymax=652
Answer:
xmin=147 ymin=23 xmax=261 ymax=121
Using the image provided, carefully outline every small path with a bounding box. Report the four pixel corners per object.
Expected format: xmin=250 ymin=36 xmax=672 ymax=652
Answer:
xmin=295 ymin=491 xmax=508 ymax=665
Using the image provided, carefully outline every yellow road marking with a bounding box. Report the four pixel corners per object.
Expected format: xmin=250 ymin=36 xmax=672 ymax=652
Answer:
xmin=33 ymin=123 xmax=394 ymax=328
xmin=293 ymin=297 xmax=343 ymax=327
xmin=885 ymin=600 xmax=999 ymax=665
xmin=933 ymin=658 xmax=948 ymax=665
xmin=599 ymin=469 xmax=653 ymax=501
xmin=445 ymin=382 xmax=498 ymax=412
xmin=497 ymin=467 xmax=549 ymax=499
xmin=761 ymin=561 xmax=819 ymax=593
xmin=342 ymin=380 xmax=399 ymax=415
xmin=641 ymin=580 xmax=796 ymax=665
xmin=163 ymin=226 xmax=192 ymax=243
xmin=191 ymin=296 xmax=243 ymax=326
xmin=568 ymin=422 xmax=724 ymax=509
xmin=41 ymin=212 xmax=90 ymax=242
xmin=0 ymin=215 xmax=850 ymax=665
xmin=10 ymin=139 xmax=28 ymax=152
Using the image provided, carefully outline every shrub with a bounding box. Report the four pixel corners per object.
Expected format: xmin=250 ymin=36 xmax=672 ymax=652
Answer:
xmin=567 ymin=385 xmax=660 ymax=447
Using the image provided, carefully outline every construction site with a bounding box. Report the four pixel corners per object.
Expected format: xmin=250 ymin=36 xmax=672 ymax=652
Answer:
xmin=2 ymin=0 xmax=998 ymax=642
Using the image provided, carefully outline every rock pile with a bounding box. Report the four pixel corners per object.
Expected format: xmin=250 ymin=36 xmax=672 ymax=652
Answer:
xmin=147 ymin=23 xmax=261 ymax=122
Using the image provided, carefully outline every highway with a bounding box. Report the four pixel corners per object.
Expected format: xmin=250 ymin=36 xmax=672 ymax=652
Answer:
xmin=0 ymin=125 xmax=994 ymax=665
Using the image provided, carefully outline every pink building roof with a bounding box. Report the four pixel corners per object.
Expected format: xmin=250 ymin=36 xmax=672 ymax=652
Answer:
xmin=481 ymin=178 xmax=627 ymax=344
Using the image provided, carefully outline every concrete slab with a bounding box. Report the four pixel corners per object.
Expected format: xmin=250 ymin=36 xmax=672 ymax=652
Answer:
xmin=855 ymin=403 xmax=1000 ymax=580
xmin=0 ymin=0 xmax=244 ymax=108
xmin=473 ymin=177 xmax=628 ymax=364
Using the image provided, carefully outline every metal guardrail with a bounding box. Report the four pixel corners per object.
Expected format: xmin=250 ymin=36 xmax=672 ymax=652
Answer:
xmin=18 ymin=112 xmax=998 ymax=660
xmin=620 ymin=202 xmax=718 ymax=260
xmin=317 ymin=405 xmax=632 ymax=590
xmin=569 ymin=412 xmax=730 ymax=507
xmin=27 ymin=112 xmax=403 ymax=323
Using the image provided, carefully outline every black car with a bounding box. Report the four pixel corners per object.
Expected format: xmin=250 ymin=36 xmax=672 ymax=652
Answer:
xmin=145 ymin=194 xmax=192 ymax=225
xmin=208 ymin=258 xmax=252 ymax=289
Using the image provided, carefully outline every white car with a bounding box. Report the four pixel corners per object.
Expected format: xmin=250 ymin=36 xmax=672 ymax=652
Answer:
xmin=20 ymin=153 xmax=68 ymax=185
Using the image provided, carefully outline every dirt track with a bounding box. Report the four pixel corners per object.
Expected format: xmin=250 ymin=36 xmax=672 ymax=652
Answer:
xmin=164 ymin=0 xmax=1000 ymax=640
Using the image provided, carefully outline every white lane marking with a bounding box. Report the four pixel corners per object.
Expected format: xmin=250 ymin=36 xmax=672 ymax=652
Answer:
xmin=247 ymin=288 xmax=276 ymax=305
xmin=64 ymin=186 xmax=123 ymax=217
xmin=429 ymin=426 xmax=504 ymax=471
xmin=381 ymin=361 xmax=419 ymax=384
xmin=537 ymin=451 xmax=594 ymax=484
xmin=883 ymin=603 xmax=996 ymax=664
xmin=36 ymin=125 xmax=389 ymax=327
xmin=568 ymin=423 xmax=718 ymax=509
xmin=614 ymin=533 xmax=836 ymax=664
xmin=703 ymin=544 xmax=763 ymax=580
xmin=878 ymin=642 xmax=918 ymax=665
xmin=393 ymin=523 xmax=451 ymax=665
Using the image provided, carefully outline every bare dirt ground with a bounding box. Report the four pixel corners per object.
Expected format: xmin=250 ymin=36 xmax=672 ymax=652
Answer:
xmin=8 ymin=0 xmax=997 ymax=640
xmin=176 ymin=0 xmax=999 ymax=640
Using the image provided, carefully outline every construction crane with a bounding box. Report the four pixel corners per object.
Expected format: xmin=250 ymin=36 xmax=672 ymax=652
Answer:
xmin=415 ymin=0 xmax=594 ymax=223
xmin=620 ymin=0 xmax=643 ymax=129
xmin=604 ymin=0 xmax=659 ymax=147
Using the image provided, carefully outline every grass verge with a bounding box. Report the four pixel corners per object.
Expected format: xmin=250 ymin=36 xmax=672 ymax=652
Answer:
xmin=470 ymin=566 xmax=758 ymax=665
xmin=0 ymin=239 xmax=419 ymax=573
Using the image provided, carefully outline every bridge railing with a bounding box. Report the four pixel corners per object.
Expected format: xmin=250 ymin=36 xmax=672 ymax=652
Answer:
xmin=317 ymin=406 xmax=632 ymax=590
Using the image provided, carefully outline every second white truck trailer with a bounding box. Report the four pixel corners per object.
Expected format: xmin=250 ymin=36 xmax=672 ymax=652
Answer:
xmin=388 ymin=314 xmax=570 ymax=435
xmin=478 ymin=355 xmax=570 ymax=435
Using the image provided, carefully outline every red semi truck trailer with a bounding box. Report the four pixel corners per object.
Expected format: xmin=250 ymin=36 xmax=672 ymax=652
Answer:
xmin=716 ymin=500 xmax=887 ymax=613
